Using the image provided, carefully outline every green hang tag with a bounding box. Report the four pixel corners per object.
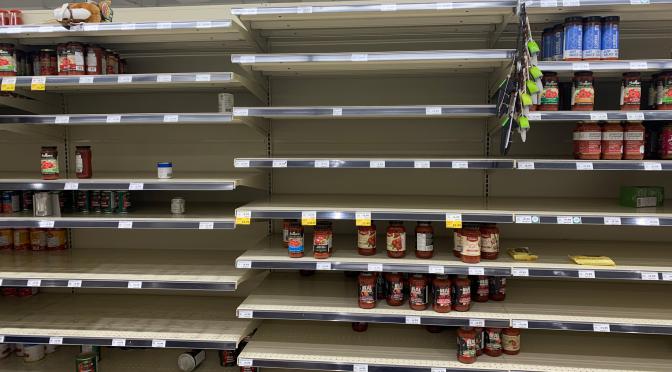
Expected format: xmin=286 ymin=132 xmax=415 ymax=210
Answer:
xmin=521 ymin=93 xmax=533 ymax=106
xmin=519 ymin=116 xmax=530 ymax=129
xmin=526 ymin=80 xmax=539 ymax=94
xmin=529 ymin=66 xmax=543 ymax=79
xmin=501 ymin=116 xmax=509 ymax=127
xmin=527 ymin=40 xmax=540 ymax=54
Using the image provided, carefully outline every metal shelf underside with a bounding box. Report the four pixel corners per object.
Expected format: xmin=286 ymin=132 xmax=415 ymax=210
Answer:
xmin=232 ymin=105 xmax=496 ymax=119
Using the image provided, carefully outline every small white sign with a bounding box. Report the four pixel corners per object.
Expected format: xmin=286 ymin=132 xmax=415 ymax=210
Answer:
xmin=562 ymin=0 xmax=580 ymax=6
xmin=38 ymin=220 xmax=55 ymax=228
xmin=414 ymin=160 xmax=430 ymax=168
xmin=469 ymin=319 xmax=485 ymax=327
xmin=578 ymin=270 xmax=596 ymax=279
xmin=234 ymin=159 xmax=251 ymax=168
xmin=112 ymin=338 xmax=126 ymax=347
xmin=540 ymin=0 xmax=558 ymax=7
xmin=54 ymin=116 xmax=70 ymax=124
xmin=451 ymin=161 xmax=468 ymax=169
xmin=638 ymin=217 xmax=660 ymax=226
xmin=641 ymin=272 xmax=659 ymax=281
xmin=156 ymin=74 xmax=172 ymax=83
xmin=428 ymin=265 xmax=444 ymax=274
xmin=558 ymin=216 xmax=582 ymax=224
xmin=49 ymin=337 xmax=63 ymax=345
xmin=156 ymin=22 xmax=172 ymax=30
xmin=238 ymin=359 xmax=253 ymax=367
xmin=236 ymin=261 xmax=252 ymax=269
xmin=572 ymin=62 xmax=590 ymax=71
xmin=316 ymin=262 xmax=332 ymax=271
xmin=405 ymin=316 xmax=421 ymax=325
xmin=314 ymin=160 xmax=330 ymax=168
xmin=350 ymin=54 xmax=368 ymax=62
xmin=196 ymin=21 xmax=213 ymax=28
xmin=353 ymin=364 xmax=368 ymax=372
xmin=332 ymin=108 xmax=343 ymax=116
xmin=83 ymin=24 xmax=100 ymax=31
xmin=511 ymin=319 xmax=529 ymax=328
xmin=163 ymin=114 xmax=179 ymax=123
xmin=517 ymin=161 xmax=535 ymax=170
xmin=515 ymin=215 xmax=539 ymax=224
xmin=381 ymin=4 xmax=398 ymax=11
xmin=0 ymin=336 xmax=4 ymax=343
xmin=576 ymin=162 xmax=594 ymax=170
xmin=127 ymin=281 xmax=143 ymax=289
xmin=511 ymin=268 xmax=529 ymax=277
xmin=629 ymin=61 xmax=648 ymax=70
xmin=367 ymin=263 xmax=383 ymax=272
xmin=425 ymin=106 xmax=442 ymax=115
xmin=643 ymin=162 xmax=662 ymax=171
xmin=236 ymin=210 xmax=252 ymax=219
xmin=121 ymin=23 xmax=136 ymax=31
xmin=31 ymin=76 xmax=46 ymax=87
xmin=527 ymin=112 xmax=542 ymax=120
xmin=590 ymin=112 xmax=608 ymax=121
xmin=272 ymin=159 xmax=288 ymax=168
xmin=369 ymin=160 xmax=386 ymax=168
xmin=199 ymin=222 xmax=214 ymax=230
xmin=151 ymin=339 xmax=166 ymax=348
xmin=593 ymin=323 xmax=610 ymax=332
xmin=233 ymin=108 xmax=249 ymax=116
xmin=355 ymin=211 xmax=372 ymax=221
xmin=106 ymin=115 xmax=122 ymax=123
xmin=297 ymin=6 xmax=313 ymax=13
xmin=79 ymin=76 xmax=94 ymax=84
xmin=468 ymin=267 xmax=485 ymax=276
xmin=431 ymin=368 xmax=447 ymax=372
xmin=118 ymin=221 xmax=133 ymax=229
xmin=64 ymin=182 xmax=79 ymax=190
xmin=195 ymin=74 xmax=211 ymax=82
xmin=27 ymin=279 xmax=42 ymax=287
xmin=238 ymin=310 xmax=254 ymax=319
xmin=626 ymin=112 xmax=645 ymax=121
xmin=662 ymin=272 xmax=672 ymax=281
xmin=118 ymin=75 xmax=133 ymax=83
xmin=603 ymin=217 xmax=622 ymax=225
xmin=128 ymin=182 xmax=144 ymax=191
xmin=67 ymin=280 xmax=82 ymax=288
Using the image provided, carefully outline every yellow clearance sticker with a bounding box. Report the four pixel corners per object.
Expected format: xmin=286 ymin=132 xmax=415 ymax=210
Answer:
xmin=445 ymin=213 xmax=462 ymax=229
xmin=235 ymin=210 xmax=251 ymax=225
xmin=355 ymin=211 xmax=371 ymax=227
xmin=301 ymin=211 xmax=317 ymax=226
xmin=1 ymin=77 xmax=16 ymax=91
xmin=31 ymin=77 xmax=46 ymax=91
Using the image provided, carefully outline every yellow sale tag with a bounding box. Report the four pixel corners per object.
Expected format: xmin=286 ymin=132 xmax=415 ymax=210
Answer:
xmin=1 ymin=77 xmax=16 ymax=91
xmin=301 ymin=211 xmax=317 ymax=226
xmin=445 ymin=213 xmax=462 ymax=229
xmin=235 ymin=210 xmax=251 ymax=225
xmin=355 ymin=211 xmax=371 ymax=226
xmin=31 ymin=77 xmax=46 ymax=91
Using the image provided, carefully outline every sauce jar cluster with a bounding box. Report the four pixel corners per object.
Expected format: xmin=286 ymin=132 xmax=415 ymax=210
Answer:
xmin=457 ymin=327 xmax=521 ymax=364
xmin=453 ymin=223 xmax=500 ymax=263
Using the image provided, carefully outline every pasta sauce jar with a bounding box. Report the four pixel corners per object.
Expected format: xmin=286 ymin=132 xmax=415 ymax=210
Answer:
xmin=484 ymin=328 xmax=503 ymax=357
xmin=75 ymin=146 xmax=93 ymax=178
xmin=572 ymin=72 xmax=595 ymax=111
xmin=456 ymin=327 xmax=477 ymax=364
xmin=386 ymin=221 xmax=406 ymax=258
xmin=488 ymin=276 xmax=506 ymax=301
xmin=357 ymin=224 xmax=376 ymax=256
xmin=502 ymin=328 xmax=521 ymax=355
xmin=452 ymin=229 xmax=463 ymax=258
xmin=41 ymin=146 xmax=60 ymax=180
xmin=480 ymin=224 xmax=499 ymax=260
xmin=414 ymin=222 xmax=433 ymax=259
xmin=408 ymin=274 xmax=429 ymax=311
xmin=385 ymin=272 xmax=405 ymax=306
xmin=432 ymin=275 xmax=451 ymax=313
xmin=452 ymin=275 xmax=471 ymax=312
xmin=539 ymin=72 xmax=559 ymax=111
xmin=659 ymin=72 xmax=672 ymax=110
xmin=660 ymin=124 xmax=672 ymax=159
xmin=573 ymin=123 xmax=602 ymax=160
xmin=282 ymin=219 xmax=297 ymax=248
xmin=85 ymin=46 xmax=105 ymax=75
xmin=472 ymin=275 xmax=489 ymax=302
xmin=39 ymin=49 xmax=57 ymax=76
xmin=287 ymin=223 xmax=304 ymax=258
xmin=313 ymin=221 xmax=333 ymax=259
xmin=460 ymin=226 xmax=481 ymax=264
xmin=601 ymin=122 xmax=623 ymax=160
xmin=621 ymin=72 xmax=642 ymax=110
xmin=624 ymin=122 xmax=645 ymax=160
xmin=0 ymin=44 xmax=16 ymax=76
xmin=358 ymin=272 xmax=377 ymax=309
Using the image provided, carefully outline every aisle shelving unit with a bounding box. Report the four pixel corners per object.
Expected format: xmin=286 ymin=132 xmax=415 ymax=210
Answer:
xmin=232 ymin=105 xmax=496 ymax=119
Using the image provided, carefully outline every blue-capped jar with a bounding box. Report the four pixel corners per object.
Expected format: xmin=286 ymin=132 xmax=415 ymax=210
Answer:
xmin=542 ymin=28 xmax=554 ymax=61
xmin=563 ymin=17 xmax=583 ymax=61
xmin=582 ymin=16 xmax=602 ymax=60
xmin=157 ymin=162 xmax=173 ymax=179
xmin=552 ymin=24 xmax=564 ymax=61
xmin=601 ymin=16 xmax=620 ymax=60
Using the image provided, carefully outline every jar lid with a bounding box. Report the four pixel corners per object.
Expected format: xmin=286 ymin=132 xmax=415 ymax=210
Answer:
xmin=542 ymin=27 xmax=553 ymax=33
xmin=583 ymin=16 xmax=602 ymax=22
xmin=177 ymin=353 xmax=196 ymax=372
xmin=157 ymin=162 xmax=173 ymax=167
xmin=564 ymin=16 xmax=583 ymax=23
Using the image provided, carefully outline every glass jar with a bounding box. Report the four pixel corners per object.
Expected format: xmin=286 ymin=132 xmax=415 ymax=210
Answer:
xmin=601 ymin=122 xmax=623 ymax=160
xmin=600 ymin=16 xmax=619 ymax=60
xmin=358 ymin=272 xmax=377 ymax=309
xmin=384 ymin=272 xmax=405 ymax=306
xmin=40 ymin=146 xmax=59 ymax=180
xmin=432 ymin=275 xmax=451 ymax=313
xmin=502 ymin=328 xmax=521 ymax=355
xmin=287 ymin=223 xmax=304 ymax=258
xmin=572 ymin=71 xmax=595 ymax=111
xmin=573 ymin=122 xmax=602 ymax=160
xmin=105 ymin=50 xmax=118 ymax=74
xmin=456 ymin=327 xmax=477 ymax=364
xmin=357 ymin=224 xmax=376 ymax=256
xmin=460 ymin=226 xmax=481 ymax=264
xmin=281 ymin=219 xmax=297 ymax=248
xmin=39 ymin=49 xmax=57 ymax=76
xmin=69 ymin=42 xmax=86 ymax=75
xmin=539 ymin=72 xmax=559 ymax=111
xmin=386 ymin=221 xmax=406 ymax=258
xmin=484 ymin=328 xmax=503 ymax=357
xmin=479 ymin=224 xmax=499 ymax=260
xmin=475 ymin=327 xmax=484 ymax=356
xmin=452 ymin=275 xmax=471 ymax=312
xmin=351 ymin=322 xmax=368 ymax=332
xmin=453 ymin=228 xmax=463 ymax=258
xmin=621 ymin=72 xmax=642 ymax=111
xmin=408 ymin=274 xmax=429 ymax=311
xmin=582 ymin=16 xmax=602 ymax=61
xmin=562 ymin=16 xmax=583 ymax=61
xmin=313 ymin=221 xmax=333 ymax=259
xmin=46 ymin=228 xmax=67 ymax=250
xmin=86 ymin=46 xmax=105 ymax=75
xmin=414 ymin=221 xmax=434 ymax=259
xmin=488 ymin=276 xmax=506 ymax=301
xmin=659 ymin=72 xmax=672 ymax=110
xmin=648 ymin=74 xmax=660 ymax=110
xmin=660 ymin=124 xmax=672 ymax=159
xmin=75 ymin=146 xmax=93 ymax=179
xmin=472 ymin=275 xmax=489 ymax=302
xmin=0 ymin=43 xmax=17 ymax=76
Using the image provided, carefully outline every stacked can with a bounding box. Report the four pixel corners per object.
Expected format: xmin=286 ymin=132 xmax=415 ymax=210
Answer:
xmin=75 ymin=191 xmax=130 ymax=214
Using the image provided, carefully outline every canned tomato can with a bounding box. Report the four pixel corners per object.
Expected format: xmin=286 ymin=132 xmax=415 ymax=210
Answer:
xmin=13 ymin=228 xmax=30 ymax=250
xmin=0 ymin=228 xmax=12 ymax=250
xmin=171 ymin=197 xmax=185 ymax=214
xmin=76 ymin=352 xmax=98 ymax=372
xmin=76 ymin=191 xmax=90 ymax=213
xmin=47 ymin=228 xmax=67 ymax=250
xmin=30 ymin=228 xmax=47 ymax=251
xmin=10 ymin=192 xmax=20 ymax=212
xmin=18 ymin=287 xmax=38 ymax=297
xmin=100 ymin=191 xmax=115 ymax=214
xmin=1 ymin=191 xmax=12 ymax=214
xmin=116 ymin=191 xmax=130 ymax=214
xmin=21 ymin=191 xmax=33 ymax=212
xmin=90 ymin=191 xmax=101 ymax=213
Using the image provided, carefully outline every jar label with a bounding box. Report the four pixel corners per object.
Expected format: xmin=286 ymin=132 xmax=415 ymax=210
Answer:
xmin=433 ymin=286 xmax=451 ymax=307
xmin=502 ymin=333 xmax=520 ymax=352
xmin=553 ymin=30 xmax=564 ymax=60
xmin=313 ymin=231 xmax=331 ymax=254
xmin=454 ymin=285 xmax=471 ymax=306
xmin=453 ymin=231 xmax=462 ymax=252
xmin=409 ymin=284 xmax=427 ymax=306
xmin=461 ymin=235 xmax=480 ymax=257
xmin=75 ymin=154 xmax=84 ymax=173
xmin=480 ymin=233 xmax=499 ymax=253
xmin=386 ymin=231 xmax=405 ymax=252
xmin=416 ymin=232 xmax=433 ymax=251
xmin=357 ymin=229 xmax=376 ymax=249
xmin=540 ymin=81 xmax=559 ymax=105
xmin=573 ymin=82 xmax=594 ymax=106
xmin=359 ymin=283 xmax=375 ymax=305
xmin=601 ymin=23 xmax=619 ymax=59
xmin=622 ymin=82 xmax=641 ymax=105
xmin=625 ymin=132 xmax=644 ymax=141
xmin=661 ymin=83 xmax=672 ymax=105
xmin=458 ymin=336 xmax=476 ymax=358
xmin=602 ymin=132 xmax=623 ymax=141
xmin=0 ymin=50 xmax=16 ymax=72
xmin=573 ymin=131 xmax=601 ymax=141
xmin=485 ymin=329 xmax=502 ymax=351
xmin=287 ymin=234 xmax=304 ymax=254
xmin=582 ymin=23 xmax=601 ymax=59
xmin=563 ymin=23 xmax=583 ymax=59
xmin=387 ymin=281 xmax=404 ymax=302
xmin=40 ymin=158 xmax=59 ymax=174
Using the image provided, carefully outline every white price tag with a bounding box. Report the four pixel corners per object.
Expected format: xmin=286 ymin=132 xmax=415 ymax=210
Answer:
xmin=112 ymin=338 xmax=126 ymax=347
xmin=445 ymin=213 xmax=462 ymax=229
xmin=64 ymin=182 xmax=79 ymax=190
xmin=1 ymin=76 xmax=16 ymax=91
xmin=629 ymin=61 xmax=649 ymax=70
xmin=527 ymin=112 xmax=542 ymax=120
xmin=118 ymin=75 xmax=133 ymax=83
xmin=236 ymin=261 xmax=252 ymax=269
xmin=369 ymin=160 xmax=386 ymax=168
xmin=557 ymin=216 xmax=582 ymax=224
xmin=644 ymin=162 xmax=662 ymax=171
xmin=238 ymin=359 xmax=253 ymax=367
xmin=156 ymin=74 xmax=172 ymax=83
xmin=199 ymin=222 xmax=214 ymax=230
xmin=381 ymin=4 xmax=398 ymax=11
xmin=451 ymin=161 xmax=468 ymax=169
xmin=156 ymin=22 xmax=172 ymax=30
xmin=414 ymin=160 xmax=430 ymax=168
xmin=314 ymin=160 xmax=330 ymax=168
xmin=195 ymin=74 xmax=211 ymax=82
xmin=469 ymin=319 xmax=485 ymax=327
xmin=236 ymin=210 xmax=252 ymax=225
xmin=301 ymin=211 xmax=317 ymax=226
xmin=355 ymin=211 xmax=372 ymax=227
xmin=630 ymin=0 xmax=651 ymax=4
xmin=121 ymin=23 xmax=136 ymax=31
xmin=297 ymin=6 xmax=313 ymax=13
xmin=562 ymin=0 xmax=580 ymax=6
xmin=151 ymin=339 xmax=166 ymax=348
xmin=428 ymin=265 xmax=444 ymax=274
xmin=31 ymin=76 xmax=47 ymax=90
xmin=0 ymin=336 xmax=4 ymax=343
xmin=197 ymin=21 xmax=213 ymax=28
xmin=405 ymin=316 xmax=421 ymax=325
xmin=590 ymin=112 xmax=608 ymax=121
xmin=572 ymin=62 xmax=590 ymax=71
xmin=512 ymin=268 xmax=529 ymax=277
xmin=233 ymin=108 xmax=249 ymax=116
xmin=353 ymin=365 xmax=368 ymax=372
xmin=518 ymin=161 xmax=535 ymax=170
xmin=511 ymin=319 xmax=529 ymax=328
xmin=425 ymin=106 xmax=442 ymax=115
xmin=638 ymin=217 xmax=660 ymax=226
xmin=163 ymin=114 xmax=179 ymax=123
xmin=38 ymin=220 xmax=55 ymax=228
xmin=662 ymin=272 xmax=672 ymax=281
xmin=118 ymin=221 xmax=133 ymax=229
xmin=431 ymin=369 xmax=447 ymax=372
xmin=67 ymin=280 xmax=82 ymax=288
xmin=239 ymin=55 xmax=256 ymax=64
xmin=128 ymin=182 xmax=144 ymax=191
xmin=128 ymin=281 xmax=143 ymax=289
xmin=436 ymin=2 xmax=453 ymax=9
xmin=79 ymin=76 xmax=94 ymax=84
xmin=316 ymin=262 xmax=332 ymax=271
xmin=84 ymin=24 xmax=99 ymax=31
xmin=49 ymin=337 xmax=63 ymax=345
xmin=515 ymin=215 xmax=539 ymax=224
xmin=54 ymin=116 xmax=70 ymax=124
xmin=27 ymin=279 xmax=42 ymax=287
xmin=603 ymin=217 xmax=622 ymax=225
xmin=641 ymin=272 xmax=659 ymax=280
xmin=593 ymin=323 xmax=610 ymax=332
xmin=0 ymin=279 xmax=3 ymax=286
xmin=576 ymin=162 xmax=594 ymax=170
xmin=272 ymin=159 xmax=288 ymax=168
xmin=626 ymin=112 xmax=645 ymax=121
xmin=238 ymin=310 xmax=254 ymax=319
xmin=38 ymin=26 xmax=55 ymax=33
xmin=351 ymin=54 xmax=368 ymax=62
xmin=332 ymin=108 xmax=343 ymax=116
xmin=578 ymin=270 xmax=596 ymax=279
xmin=468 ymin=267 xmax=485 ymax=276
xmin=106 ymin=115 xmax=121 ymax=123
xmin=234 ymin=159 xmax=250 ymax=168
xmin=540 ymin=0 xmax=558 ymax=7
xmin=367 ymin=263 xmax=383 ymax=272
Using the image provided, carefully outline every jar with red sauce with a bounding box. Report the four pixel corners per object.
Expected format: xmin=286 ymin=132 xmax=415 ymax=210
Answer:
xmin=69 ymin=43 xmax=86 ymax=75
xmin=281 ymin=219 xmax=297 ymax=248
xmin=572 ymin=72 xmax=595 ymax=111
xmin=41 ymin=146 xmax=59 ymax=180
xmin=30 ymin=228 xmax=47 ymax=251
xmin=453 ymin=229 xmax=463 ymax=258
xmin=0 ymin=44 xmax=17 ymax=76
xmin=119 ymin=59 xmax=128 ymax=74
xmin=452 ymin=275 xmax=471 ymax=312
xmin=621 ymin=72 xmax=642 ymax=111
xmin=384 ymin=272 xmax=404 ymax=306
xmin=358 ymin=272 xmax=377 ymax=309
xmin=539 ymin=72 xmax=559 ymax=111
xmin=601 ymin=122 xmax=623 ymax=160
xmin=86 ymin=46 xmax=105 ymax=75
xmin=648 ymin=74 xmax=660 ymax=110
xmin=75 ymin=146 xmax=93 ymax=179
xmin=287 ymin=223 xmax=304 ymax=258
xmin=659 ymin=72 xmax=672 ymax=110
xmin=484 ymin=328 xmax=503 ymax=357
xmin=0 ymin=10 xmax=8 ymax=26
xmin=313 ymin=221 xmax=333 ymax=259
xmin=105 ymin=50 xmax=119 ymax=74
xmin=502 ymin=328 xmax=521 ymax=355
xmin=414 ymin=221 xmax=433 ymax=259
xmin=479 ymin=224 xmax=499 ymax=260
xmin=386 ymin=221 xmax=406 ymax=258
xmin=351 ymin=322 xmax=368 ymax=332
xmin=39 ymin=49 xmax=57 ymax=76
xmin=474 ymin=327 xmax=484 ymax=356
xmin=8 ymin=10 xmax=22 ymax=25
xmin=460 ymin=226 xmax=481 ymax=264
xmin=432 ymin=275 xmax=451 ymax=313
xmin=408 ymin=274 xmax=429 ymax=311
xmin=624 ymin=122 xmax=645 ymax=160
xmin=573 ymin=122 xmax=602 ymax=160
xmin=456 ymin=327 xmax=477 ymax=364
xmin=488 ymin=276 xmax=506 ymax=301
xmin=660 ymin=124 xmax=672 ymax=159
xmin=56 ymin=44 xmax=68 ymax=75
xmin=357 ymin=224 xmax=376 ymax=256
xmin=471 ymin=275 xmax=489 ymax=302
xmin=46 ymin=228 xmax=67 ymax=250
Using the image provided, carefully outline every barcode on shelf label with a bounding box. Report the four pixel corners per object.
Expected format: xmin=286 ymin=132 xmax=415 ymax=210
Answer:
xmin=234 ymin=159 xmax=250 ymax=168
xmin=452 ymin=161 xmax=469 ymax=169
xmin=332 ymin=108 xmax=343 ymax=116
xmin=367 ymin=263 xmax=383 ymax=272
xmin=572 ymin=62 xmax=590 ymax=71
xmin=27 ymin=279 xmax=41 ymax=287
xmin=431 ymin=368 xmax=447 ymax=372
xmin=516 ymin=215 xmax=539 ymax=224
xmin=297 ymin=6 xmax=313 ymax=13
xmin=196 ymin=21 xmax=213 ymax=28
xmin=106 ymin=115 xmax=121 ymax=123
xmin=128 ymin=182 xmax=144 ymax=191
xmin=557 ymin=216 xmax=581 ymax=224
xmin=238 ymin=310 xmax=254 ymax=319
xmin=355 ymin=211 xmax=372 ymax=227
xmin=195 ymin=74 xmax=211 ymax=82
xmin=127 ymin=281 xmax=143 ymax=289
xmin=238 ymin=359 xmax=253 ymax=367
xmin=67 ymin=280 xmax=82 ymax=288
xmin=428 ymin=265 xmax=444 ymax=274
xmin=121 ymin=23 xmax=136 ymax=31
xmin=118 ymin=221 xmax=133 ymax=229
xmin=31 ymin=76 xmax=46 ymax=91
xmin=468 ymin=267 xmax=485 ymax=276
xmin=562 ymin=0 xmax=580 ymax=6
xmin=445 ymin=213 xmax=462 ymax=229
xmin=314 ymin=160 xmax=330 ymax=168
xmin=600 ymin=216 xmax=622 ymax=226
xmin=436 ymin=3 xmax=453 ymax=10
xmin=518 ymin=161 xmax=535 ymax=170
xmin=511 ymin=319 xmax=529 ymax=328
xmin=199 ymin=222 xmax=214 ymax=230
xmin=49 ymin=337 xmax=63 ymax=345
xmin=156 ymin=75 xmax=172 ymax=83
xmin=163 ymin=115 xmax=179 ymax=123
xmin=1 ymin=76 xmax=16 ymax=91
xmin=380 ymin=4 xmax=398 ymax=11
xmin=64 ymin=182 xmax=78 ymax=190
xmin=638 ymin=217 xmax=660 ymax=226
xmin=405 ymin=316 xmax=421 ymax=325
xmin=38 ymin=220 xmax=55 ymax=228
xmin=351 ymin=54 xmax=368 ymax=62
xmin=589 ymin=112 xmax=608 ymax=121
xmin=369 ymin=160 xmax=385 ymax=168
xmin=235 ymin=210 xmax=252 ymax=225
xmin=469 ymin=319 xmax=485 ymax=327
xmin=540 ymin=0 xmax=558 ymax=7
xmin=118 ymin=75 xmax=133 ymax=83
xmin=236 ymin=260 xmax=252 ymax=269
xmin=641 ymin=272 xmax=659 ymax=280
xmin=578 ymin=270 xmax=596 ymax=279
xmin=54 ymin=116 xmax=70 ymax=124
xmin=425 ymin=106 xmax=442 ymax=115
xmin=576 ymin=162 xmax=594 ymax=170
xmin=151 ymin=339 xmax=166 ymax=348
xmin=414 ymin=160 xmax=430 ymax=168
xmin=353 ymin=364 xmax=368 ymax=372
xmin=79 ymin=76 xmax=94 ymax=84
xmin=272 ymin=159 xmax=288 ymax=168
xmin=626 ymin=112 xmax=645 ymax=121
xmin=512 ymin=268 xmax=529 ymax=277
xmin=629 ymin=61 xmax=649 ymax=70
xmin=112 ymin=338 xmax=126 ymax=347
xmin=593 ymin=323 xmax=610 ymax=332
xmin=527 ymin=112 xmax=542 ymax=120
xmin=233 ymin=108 xmax=248 ymax=116
xmin=662 ymin=272 xmax=672 ymax=281
xmin=644 ymin=162 xmax=662 ymax=171
xmin=316 ymin=262 xmax=332 ymax=271
xmin=301 ymin=211 xmax=317 ymax=226
xmin=156 ymin=22 xmax=172 ymax=30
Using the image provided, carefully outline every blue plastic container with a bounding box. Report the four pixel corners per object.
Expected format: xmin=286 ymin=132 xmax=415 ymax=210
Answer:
xmin=582 ymin=16 xmax=602 ymax=60
xmin=563 ymin=17 xmax=583 ymax=60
